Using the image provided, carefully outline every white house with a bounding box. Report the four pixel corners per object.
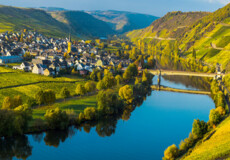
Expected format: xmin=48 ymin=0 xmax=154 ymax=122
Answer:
xmin=32 ymin=64 xmax=44 ymax=75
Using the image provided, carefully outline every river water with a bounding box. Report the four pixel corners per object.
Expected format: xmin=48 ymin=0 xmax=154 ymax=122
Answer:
xmin=6 ymin=75 xmax=214 ymax=160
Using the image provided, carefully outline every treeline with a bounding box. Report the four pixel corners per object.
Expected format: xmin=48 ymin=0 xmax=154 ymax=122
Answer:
xmin=163 ymin=79 xmax=228 ymax=160
xmin=78 ymin=65 xmax=153 ymax=124
xmin=0 ymin=61 xmax=153 ymax=137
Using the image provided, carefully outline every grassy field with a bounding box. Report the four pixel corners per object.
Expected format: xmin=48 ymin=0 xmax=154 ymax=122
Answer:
xmin=32 ymin=95 xmax=97 ymax=120
xmin=0 ymin=66 xmax=86 ymax=105
xmin=183 ymin=116 xmax=230 ymax=160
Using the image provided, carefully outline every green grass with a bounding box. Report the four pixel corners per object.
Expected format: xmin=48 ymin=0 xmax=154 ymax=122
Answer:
xmin=0 ymin=66 xmax=86 ymax=105
xmin=32 ymin=95 xmax=97 ymax=120
xmin=183 ymin=116 xmax=230 ymax=160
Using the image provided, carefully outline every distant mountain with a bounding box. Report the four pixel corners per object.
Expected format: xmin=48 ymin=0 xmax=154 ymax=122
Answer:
xmin=49 ymin=11 xmax=115 ymax=37
xmin=38 ymin=7 xmax=67 ymax=11
xmin=86 ymin=10 xmax=159 ymax=33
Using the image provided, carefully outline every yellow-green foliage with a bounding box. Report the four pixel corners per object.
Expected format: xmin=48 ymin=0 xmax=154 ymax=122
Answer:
xmin=32 ymin=95 xmax=97 ymax=121
xmin=0 ymin=67 xmax=85 ymax=105
xmin=183 ymin=116 xmax=230 ymax=160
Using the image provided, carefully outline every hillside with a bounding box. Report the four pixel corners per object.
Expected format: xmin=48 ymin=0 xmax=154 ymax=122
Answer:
xmin=178 ymin=3 xmax=230 ymax=68
xmin=0 ymin=5 xmax=115 ymax=39
xmin=127 ymin=11 xmax=209 ymax=41
xmin=49 ymin=11 xmax=115 ymax=37
xmin=127 ymin=3 xmax=230 ymax=70
xmin=182 ymin=116 xmax=230 ymax=160
xmin=86 ymin=10 xmax=158 ymax=33
xmin=0 ymin=5 xmax=70 ymax=38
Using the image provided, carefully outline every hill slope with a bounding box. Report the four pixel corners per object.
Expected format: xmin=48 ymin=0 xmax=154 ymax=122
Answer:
xmin=0 ymin=5 xmax=116 ymax=38
xmin=49 ymin=11 xmax=115 ymax=37
xmin=127 ymin=3 xmax=230 ymax=69
xmin=127 ymin=11 xmax=209 ymax=41
xmin=0 ymin=5 xmax=70 ymax=38
xmin=178 ymin=3 xmax=230 ymax=68
xmin=182 ymin=116 xmax=230 ymax=160
xmin=86 ymin=10 xmax=159 ymax=33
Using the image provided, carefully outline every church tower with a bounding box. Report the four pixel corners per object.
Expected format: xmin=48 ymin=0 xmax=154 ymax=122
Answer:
xmin=67 ymin=33 xmax=72 ymax=53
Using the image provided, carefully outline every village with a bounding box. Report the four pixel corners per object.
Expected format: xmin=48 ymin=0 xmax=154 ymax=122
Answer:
xmin=0 ymin=30 xmax=132 ymax=77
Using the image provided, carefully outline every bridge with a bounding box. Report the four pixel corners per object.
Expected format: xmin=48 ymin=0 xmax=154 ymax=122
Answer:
xmin=148 ymin=69 xmax=225 ymax=79
xmin=151 ymin=85 xmax=211 ymax=95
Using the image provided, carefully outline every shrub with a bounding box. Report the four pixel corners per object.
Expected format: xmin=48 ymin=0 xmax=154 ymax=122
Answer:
xmin=163 ymin=144 xmax=179 ymax=160
xmin=83 ymin=107 xmax=97 ymax=120
xmin=192 ymin=119 xmax=208 ymax=139
xmin=119 ymin=85 xmax=134 ymax=104
xmin=45 ymin=108 xmax=69 ymax=130
xmin=209 ymin=109 xmax=222 ymax=126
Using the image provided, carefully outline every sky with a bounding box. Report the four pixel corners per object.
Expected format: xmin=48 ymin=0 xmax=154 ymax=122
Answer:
xmin=0 ymin=0 xmax=229 ymax=16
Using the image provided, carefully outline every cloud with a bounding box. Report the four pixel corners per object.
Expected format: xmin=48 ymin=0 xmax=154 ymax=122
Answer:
xmin=205 ymin=0 xmax=229 ymax=5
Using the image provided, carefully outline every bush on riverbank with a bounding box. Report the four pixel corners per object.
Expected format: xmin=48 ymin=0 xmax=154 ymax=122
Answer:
xmin=44 ymin=108 xmax=69 ymax=130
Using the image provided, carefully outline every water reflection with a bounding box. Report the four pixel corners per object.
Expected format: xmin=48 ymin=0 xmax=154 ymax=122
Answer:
xmin=0 ymin=135 xmax=32 ymax=160
xmin=0 ymin=55 xmax=214 ymax=159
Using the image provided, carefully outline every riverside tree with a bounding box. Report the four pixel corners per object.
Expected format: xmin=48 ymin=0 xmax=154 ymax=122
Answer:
xmin=45 ymin=108 xmax=69 ymax=130
xmin=119 ymin=85 xmax=134 ymax=104
xmin=192 ymin=119 xmax=208 ymax=139
xmin=83 ymin=107 xmax=97 ymax=120
xmin=97 ymin=89 xmax=123 ymax=115
xmin=209 ymin=109 xmax=222 ymax=126
xmin=163 ymin=144 xmax=179 ymax=160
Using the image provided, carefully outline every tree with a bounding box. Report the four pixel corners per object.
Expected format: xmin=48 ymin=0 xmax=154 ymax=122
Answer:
xmin=45 ymin=108 xmax=69 ymax=130
xmin=85 ymin=81 xmax=96 ymax=93
xmin=163 ymin=144 xmax=179 ymax=160
xmin=119 ymin=85 xmax=134 ymax=104
xmin=192 ymin=119 xmax=207 ymax=139
xmin=115 ymin=75 xmax=123 ymax=85
xmin=147 ymin=56 xmax=156 ymax=68
xmin=90 ymin=69 xmax=97 ymax=81
xmin=60 ymin=87 xmax=70 ymax=101
xmin=97 ymin=72 xmax=102 ymax=81
xmin=209 ymin=109 xmax=222 ymax=126
xmin=118 ymin=63 xmax=123 ymax=70
xmin=135 ymin=77 xmax=141 ymax=85
xmin=97 ymin=90 xmax=123 ymax=115
xmin=102 ymin=75 xmax=115 ymax=89
xmin=215 ymin=106 xmax=226 ymax=116
xmin=2 ymin=96 xmax=14 ymax=109
xmin=123 ymin=63 xmax=138 ymax=81
xmin=76 ymin=84 xmax=86 ymax=96
xmin=14 ymin=104 xmax=32 ymax=133
xmin=96 ymin=80 xmax=106 ymax=90
xmin=35 ymin=90 xmax=44 ymax=106
xmin=43 ymin=90 xmax=56 ymax=105
xmin=83 ymin=107 xmax=97 ymax=120
xmin=13 ymin=95 xmax=23 ymax=108
xmin=192 ymin=48 xmax=196 ymax=59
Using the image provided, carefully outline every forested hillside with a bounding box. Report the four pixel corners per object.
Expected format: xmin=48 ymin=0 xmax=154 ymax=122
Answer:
xmin=87 ymin=10 xmax=158 ymax=33
xmin=0 ymin=5 xmax=69 ymax=37
xmin=126 ymin=3 xmax=230 ymax=70
xmin=49 ymin=11 xmax=115 ymax=37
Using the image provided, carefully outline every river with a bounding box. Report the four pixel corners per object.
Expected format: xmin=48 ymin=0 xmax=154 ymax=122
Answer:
xmin=5 ymin=75 xmax=215 ymax=160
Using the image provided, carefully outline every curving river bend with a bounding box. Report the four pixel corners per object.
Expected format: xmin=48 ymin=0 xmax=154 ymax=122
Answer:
xmin=7 ymin=75 xmax=214 ymax=160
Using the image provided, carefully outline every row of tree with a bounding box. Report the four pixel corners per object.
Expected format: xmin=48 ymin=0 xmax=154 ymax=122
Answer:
xmin=163 ymin=80 xmax=228 ymax=160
